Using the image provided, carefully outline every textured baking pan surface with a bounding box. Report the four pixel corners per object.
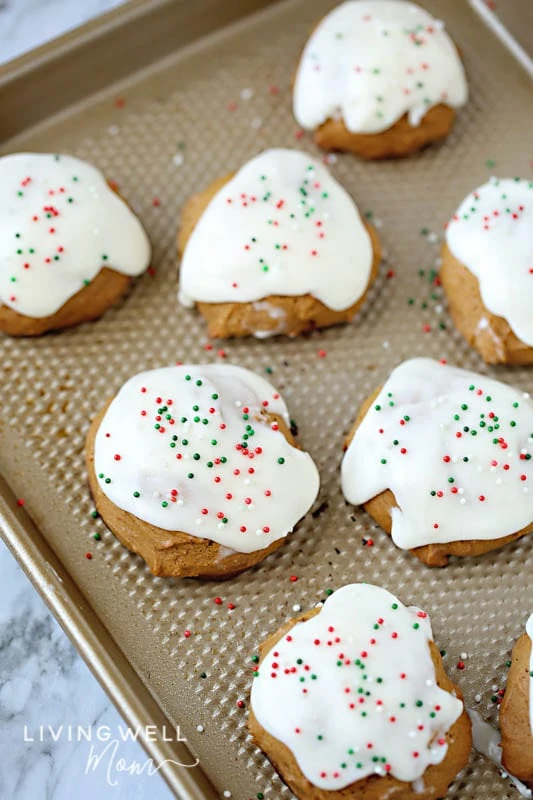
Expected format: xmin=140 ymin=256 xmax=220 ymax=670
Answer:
xmin=0 ymin=0 xmax=532 ymax=797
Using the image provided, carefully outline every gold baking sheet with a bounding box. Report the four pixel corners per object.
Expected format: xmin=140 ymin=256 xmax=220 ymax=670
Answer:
xmin=0 ymin=0 xmax=532 ymax=798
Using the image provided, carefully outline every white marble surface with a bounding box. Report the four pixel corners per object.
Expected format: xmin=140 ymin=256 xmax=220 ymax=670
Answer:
xmin=0 ymin=6 xmax=172 ymax=800
xmin=0 ymin=539 xmax=174 ymax=799
xmin=0 ymin=0 xmax=128 ymax=65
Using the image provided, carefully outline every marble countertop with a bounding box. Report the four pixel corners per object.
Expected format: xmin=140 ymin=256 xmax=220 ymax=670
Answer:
xmin=0 ymin=6 xmax=172 ymax=799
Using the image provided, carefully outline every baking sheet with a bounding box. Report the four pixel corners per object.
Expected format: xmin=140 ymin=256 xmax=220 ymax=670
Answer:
xmin=0 ymin=0 xmax=532 ymax=797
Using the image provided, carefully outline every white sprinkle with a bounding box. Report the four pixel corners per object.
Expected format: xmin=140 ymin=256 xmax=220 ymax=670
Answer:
xmin=475 ymin=694 xmax=482 ymax=703
xmin=195 ymin=518 xmax=202 ymax=525
xmin=434 ymin=257 xmax=442 ymax=267
xmin=108 ymin=125 xmax=120 ymax=136
xmin=173 ymin=153 xmax=184 ymax=166
xmin=460 ymin=652 xmax=468 ymax=660
xmin=240 ymin=88 xmax=253 ymax=100
xmin=251 ymin=117 xmax=263 ymax=129
xmin=496 ymin=478 xmax=502 ymax=485
xmin=524 ymin=487 xmax=529 ymax=494
xmin=293 ymin=604 xmax=302 ymax=612
xmin=382 ymin=340 xmax=390 ymax=349
xmin=223 ymin=791 xmax=232 ymax=798
xmin=153 ymin=491 xmax=161 ymax=499
xmin=435 ymin=304 xmax=443 ymax=313
xmin=197 ymin=724 xmax=204 ymax=733
xmin=460 ymin=498 xmax=466 ymax=505
xmin=428 ymin=232 xmax=438 ymax=243
xmin=492 ymin=684 xmax=498 ymax=692
xmin=373 ymin=217 xmax=383 ymax=229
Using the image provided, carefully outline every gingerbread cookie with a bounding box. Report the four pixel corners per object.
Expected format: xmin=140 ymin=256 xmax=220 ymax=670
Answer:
xmin=178 ymin=148 xmax=381 ymax=338
xmin=86 ymin=364 xmax=320 ymax=578
xmin=500 ymin=615 xmax=533 ymax=787
xmin=249 ymin=583 xmax=471 ymax=799
xmin=293 ymin=1 xmax=468 ymax=160
xmin=341 ymin=358 xmax=533 ymax=566
xmin=442 ymin=177 xmax=533 ymax=365
xmin=0 ymin=153 xmax=150 ymax=335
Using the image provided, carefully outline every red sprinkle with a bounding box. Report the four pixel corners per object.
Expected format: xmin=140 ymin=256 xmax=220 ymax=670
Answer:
xmin=214 ymin=597 xmax=223 ymax=605
xmin=236 ymin=699 xmax=245 ymax=708
xmin=457 ymin=661 xmax=465 ymax=670
xmin=318 ymin=349 xmax=327 ymax=358
xmin=290 ymin=575 xmax=298 ymax=582
xmin=184 ymin=630 xmax=191 ymax=638
xmin=16 ymin=498 xmax=25 ymax=507
xmin=85 ymin=553 xmax=93 ymax=560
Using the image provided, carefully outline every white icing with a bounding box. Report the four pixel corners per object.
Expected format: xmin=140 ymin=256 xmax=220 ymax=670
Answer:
xmin=251 ymin=583 xmax=462 ymax=789
xmin=468 ymin=709 xmax=532 ymax=799
xmin=527 ymin=613 xmax=533 ymax=735
xmin=293 ymin=0 xmax=467 ymax=134
xmin=178 ymin=149 xmax=373 ymax=311
xmin=252 ymin=302 xmax=288 ymax=338
xmin=446 ymin=177 xmax=533 ymax=346
xmin=0 ymin=153 xmax=151 ymax=318
xmin=341 ymin=358 xmax=533 ymax=549
xmin=94 ymin=364 xmax=319 ymax=553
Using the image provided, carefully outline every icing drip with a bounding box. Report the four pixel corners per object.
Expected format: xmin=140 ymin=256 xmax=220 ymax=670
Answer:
xmin=94 ymin=364 xmax=319 ymax=553
xmin=527 ymin=614 xmax=533 ymax=735
xmin=251 ymin=583 xmax=463 ymax=789
xmin=446 ymin=177 xmax=533 ymax=346
xmin=179 ymin=148 xmax=373 ymax=311
xmin=293 ymin=0 xmax=467 ymax=135
xmin=341 ymin=358 xmax=533 ymax=549
xmin=468 ymin=709 xmax=532 ymax=799
xmin=0 ymin=153 xmax=151 ymax=318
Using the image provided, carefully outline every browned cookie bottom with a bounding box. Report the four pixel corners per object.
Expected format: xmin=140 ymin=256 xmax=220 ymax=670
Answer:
xmin=440 ymin=242 xmax=533 ymax=365
xmin=500 ymin=632 xmax=533 ymax=787
xmin=0 ymin=267 xmax=133 ymax=337
xmin=312 ymin=105 xmax=456 ymax=160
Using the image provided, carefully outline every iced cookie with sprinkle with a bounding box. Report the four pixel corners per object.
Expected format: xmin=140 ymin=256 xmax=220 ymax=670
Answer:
xmin=441 ymin=177 xmax=533 ymax=365
xmin=293 ymin=1 xmax=468 ymax=160
xmin=500 ymin=614 xmax=533 ymax=787
xmin=0 ymin=153 xmax=151 ymax=336
xmin=341 ymin=358 xmax=533 ymax=566
xmin=249 ymin=583 xmax=471 ymax=799
xmin=86 ymin=364 xmax=320 ymax=578
xmin=177 ymin=148 xmax=381 ymax=338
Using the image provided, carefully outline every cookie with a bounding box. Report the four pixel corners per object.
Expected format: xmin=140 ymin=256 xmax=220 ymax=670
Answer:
xmin=86 ymin=364 xmax=320 ymax=578
xmin=178 ymin=148 xmax=381 ymax=338
xmin=293 ymin=1 xmax=468 ymax=160
xmin=249 ymin=583 xmax=472 ymax=799
xmin=442 ymin=177 xmax=533 ymax=365
xmin=500 ymin=615 xmax=533 ymax=787
xmin=0 ymin=153 xmax=150 ymax=336
xmin=341 ymin=358 xmax=533 ymax=566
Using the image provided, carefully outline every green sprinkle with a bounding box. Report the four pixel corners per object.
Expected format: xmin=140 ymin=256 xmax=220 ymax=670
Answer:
xmin=133 ymin=491 xmax=140 ymax=498
xmin=278 ymin=457 xmax=285 ymax=464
